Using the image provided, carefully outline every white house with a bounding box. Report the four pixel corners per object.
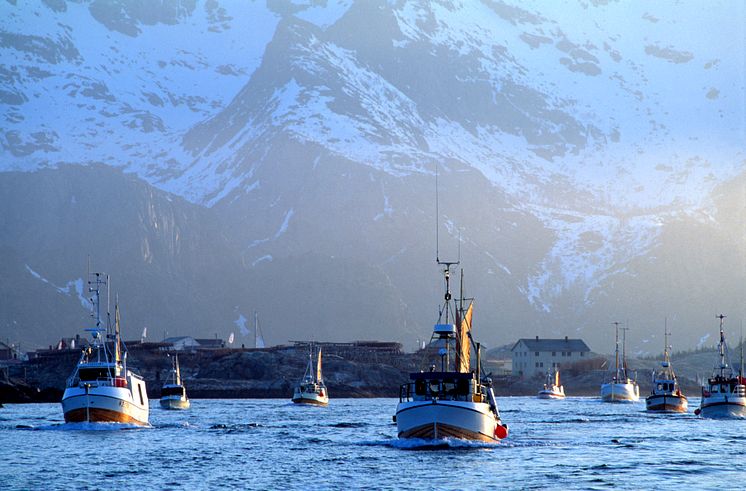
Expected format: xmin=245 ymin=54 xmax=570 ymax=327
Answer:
xmin=511 ymin=336 xmax=591 ymax=377
xmin=163 ymin=336 xmax=200 ymax=351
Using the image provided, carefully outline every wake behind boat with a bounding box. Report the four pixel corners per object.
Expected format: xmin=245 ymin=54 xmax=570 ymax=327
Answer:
xmin=60 ymin=271 xmax=149 ymax=426
xmin=292 ymin=344 xmax=328 ymax=406
xmin=395 ymin=264 xmax=508 ymax=442
xmin=696 ymin=315 xmax=746 ymax=418
xmin=646 ymin=323 xmax=687 ymax=413
xmin=600 ymin=322 xmax=639 ymax=402
xmin=538 ymin=369 xmax=565 ymax=399
xmin=160 ymin=354 xmax=190 ymax=410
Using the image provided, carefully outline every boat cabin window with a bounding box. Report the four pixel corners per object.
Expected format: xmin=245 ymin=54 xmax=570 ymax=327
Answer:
xmin=138 ymin=384 xmax=144 ymax=405
xmin=415 ymin=379 xmax=427 ymax=395
xmin=79 ymin=367 xmax=114 ymax=381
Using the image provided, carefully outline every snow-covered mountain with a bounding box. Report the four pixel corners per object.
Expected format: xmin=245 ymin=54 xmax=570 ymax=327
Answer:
xmin=1 ymin=0 xmax=744 ymax=352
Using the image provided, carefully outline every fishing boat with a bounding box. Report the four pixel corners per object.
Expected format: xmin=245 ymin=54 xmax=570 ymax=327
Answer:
xmin=61 ymin=272 xmax=149 ymax=425
xmin=538 ymin=369 xmax=565 ymax=399
xmin=160 ymin=354 xmax=190 ymax=410
xmin=695 ymin=315 xmax=746 ymax=418
xmin=395 ymin=264 xmax=508 ymax=442
xmin=600 ymin=322 xmax=639 ymax=402
xmin=645 ymin=323 xmax=687 ymax=413
xmin=291 ymin=344 xmax=328 ymax=406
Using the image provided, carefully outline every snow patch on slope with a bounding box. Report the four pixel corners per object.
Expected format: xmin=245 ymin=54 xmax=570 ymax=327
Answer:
xmin=25 ymin=265 xmax=88 ymax=309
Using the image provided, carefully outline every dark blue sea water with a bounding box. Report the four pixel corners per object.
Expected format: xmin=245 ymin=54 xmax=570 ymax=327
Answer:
xmin=2 ymin=397 xmax=745 ymax=489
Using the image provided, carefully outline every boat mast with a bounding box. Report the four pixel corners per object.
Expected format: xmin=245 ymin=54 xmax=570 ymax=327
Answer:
xmin=87 ymin=270 xmax=109 ymax=365
xmin=717 ymin=314 xmax=727 ymax=378
xmin=620 ymin=326 xmax=630 ymax=381
xmin=434 ymin=163 xmax=460 ymax=371
xmin=663 ymin=318 xmax=670 ymax=365
xmin=613 ymin=321 xmax=620 ymax=381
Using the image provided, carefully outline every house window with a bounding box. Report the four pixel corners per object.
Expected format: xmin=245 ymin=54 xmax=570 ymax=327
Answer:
xmin=581 ymin=352 xmax=585 ymax=357
xmin=552 ymin=352 xmax=556 ymax=356
xmin=535 ymin=352 xmax=539 ymax=356
xmin=540 ymin=362 xmax=544 ymax=367
xmin=535 ymin=362 xmax=539 ymax=368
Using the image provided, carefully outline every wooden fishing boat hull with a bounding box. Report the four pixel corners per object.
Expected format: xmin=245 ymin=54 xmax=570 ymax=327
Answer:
xmin=160 ymin=396 xmax=190 ymax=410
xmin=645 ymin=394 xmax=688 ymax=413
xmin=600 ymin=382 xmax=639 ymax=402
xmin=61 ymin=384 xmax=149 ymax=426
xmin=395 ymin=400 xmax=507 ymax=442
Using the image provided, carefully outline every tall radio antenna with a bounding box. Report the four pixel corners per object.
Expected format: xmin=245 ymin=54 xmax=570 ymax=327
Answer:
xmin=435 ymin=165 xmax=440 ymax=263
xmin=435 ymin=164 xmax=460 ymax=267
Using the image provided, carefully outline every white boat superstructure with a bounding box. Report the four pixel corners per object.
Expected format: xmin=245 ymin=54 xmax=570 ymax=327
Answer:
xmin=395 ymin=265 xmax=508 ymax=442
xmin=646 ymin=324 xmax=687 ymax=413
xmin=601 ymin=322 xmax=639 ymax=402
xmin=538 ymin=369 xmax=565 ymax=399
xmin=697 ymin=315 xmax=746 ymax=418
xmin=61 ymin=271 xmax=149 ymax=425
xmin=292 ymin=344 xmax=328 ymax=406
xmin=160 ymin=354 xmax=190 ymax=410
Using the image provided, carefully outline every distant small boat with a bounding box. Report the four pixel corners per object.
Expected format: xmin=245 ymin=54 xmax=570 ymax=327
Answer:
xmin=538 ymin=369 xmax=565 ymax=399
xmin=600 ymin=322 xmax=639 ymax=402
xmin=645 ymin=323 xmax=687 ymax=413
xmin=696 ymin=315 xmax=746 ymax=418
xmin=160 ymin=354 xmax=190 ymax=410
xmin=292 ymin=344 xmax=328 ymax=406
xmin=61 ymin=271 xmax=149 ymax=425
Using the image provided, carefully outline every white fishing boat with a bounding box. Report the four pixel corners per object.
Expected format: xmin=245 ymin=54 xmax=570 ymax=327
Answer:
xmin=538 ymin=369 xmax=565 ymax=399
xmin=61 ymin=272 xmax=149 ymax=425
xmin=160 ymin=354 xmax=190 ymax=410
xmin=395 ymin=264 xmax=508 ymax=442
xmin=646 ymin=323 xmax=687 ymax=413
xmin=600 ymin=322 xmax=639 ymax=402
xmin=696 ymin=315 xmax=746 ymax=418
xmin=292 ymin=344 xmax=328 ymax=406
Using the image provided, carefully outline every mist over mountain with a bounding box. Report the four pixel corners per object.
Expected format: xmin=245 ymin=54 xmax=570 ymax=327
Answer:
xmin=1 ymin=0 xmax=744 ymax=354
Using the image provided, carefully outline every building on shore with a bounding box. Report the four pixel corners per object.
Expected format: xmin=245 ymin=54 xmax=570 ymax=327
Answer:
xmin=511 ymin=336 xmax=591 ymax=377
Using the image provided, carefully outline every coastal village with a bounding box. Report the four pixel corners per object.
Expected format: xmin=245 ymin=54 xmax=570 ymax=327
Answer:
xmin=0 ymin=332 xmax=713 ymax=404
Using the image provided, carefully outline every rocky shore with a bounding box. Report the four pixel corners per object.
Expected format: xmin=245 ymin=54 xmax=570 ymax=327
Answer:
xmin=1 ymin=344 xmax=707 ymax=404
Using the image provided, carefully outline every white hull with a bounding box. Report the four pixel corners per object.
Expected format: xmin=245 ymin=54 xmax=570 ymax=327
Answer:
xmin=292 ymin=389 xmax=328 ymax=406
xmin=160 ymin=396 xmax=190 ymax=410
xmin=699 ymin=395 xmax=746 ymax=418
xmin=61 ymin=381 xmax=149 ymax=425
xmin=395 ymin=400 xmax=503 ymax=442
xmin=537 ymin=389 xmax=565 ymax=399
xmin=600 ymin=382 xmax=639 ymax=402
